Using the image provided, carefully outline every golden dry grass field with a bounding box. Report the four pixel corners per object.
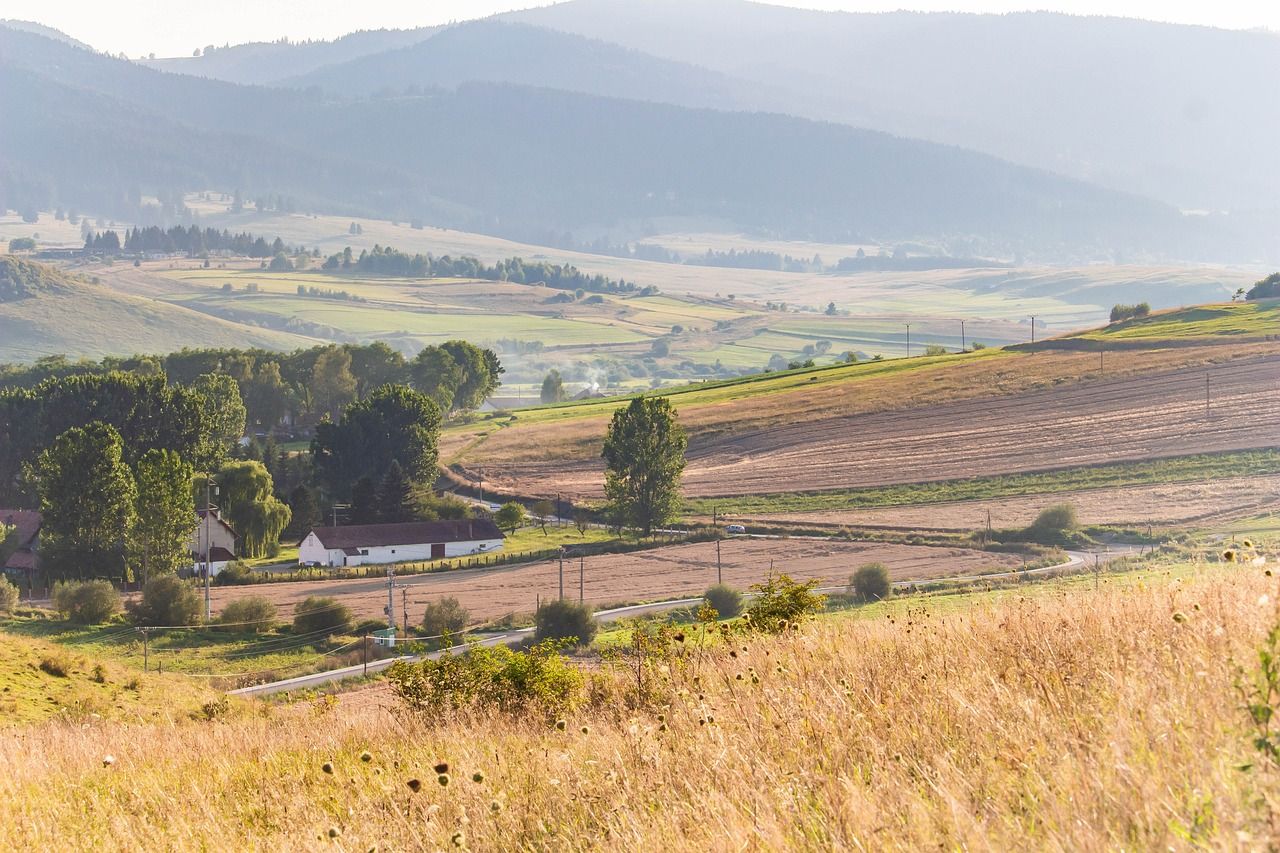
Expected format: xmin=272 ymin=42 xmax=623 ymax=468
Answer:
xmin=2 ymin=556 xmax=1279 ymax=850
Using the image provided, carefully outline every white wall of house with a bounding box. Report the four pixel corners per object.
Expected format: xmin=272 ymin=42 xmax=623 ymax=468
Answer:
xmin=298 ymin=532 xmax=503 ymax=567
xmin=190 ymin=515 xmax=236 ymax=556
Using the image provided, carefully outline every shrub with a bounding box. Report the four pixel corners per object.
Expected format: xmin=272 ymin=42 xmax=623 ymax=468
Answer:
xmin=743 ymin=574 xmax=826 ymax=633
xmin=353 ymin=618 xmax=390 ymax=637
xmin=387 ymin=639 xmax=583 ymax=716
xmin=422 ymin=597 xmax=469 ymax=639
xmin=924 ymin=344 xmax=948 ymax=356
xmin=534 ymin=599 xmax=597 ymax=647
xmin=128 ymin=576 xmax=202 ymax=627
xmin=1031 ymin=503 xmax=1079 ymax=533
xmin=0 ymin=577 xmax=18 ymax=614
xmin=293 ymin=596 xmax=354 ymax=638
xmin=39 ymin=654 xmax=72 ymax=677
xmin=1109 ymin=302 xmax=1151 ymax=323
xmin=850 ymin=563 xmax=892 ymax=603
xmin=703 ymin=584 xmax=743 ymax=619
xmin=215 ymin=597 xmax=277 ymax=633
xmin=213 ymin=561 xmax=254 ymax=586
xmin=51 ymin=580 xmax=120 ymax=625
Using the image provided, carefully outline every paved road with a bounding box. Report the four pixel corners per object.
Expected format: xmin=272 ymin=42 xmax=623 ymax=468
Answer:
xmin=229 ymin=546 xmax=1133 ymax=697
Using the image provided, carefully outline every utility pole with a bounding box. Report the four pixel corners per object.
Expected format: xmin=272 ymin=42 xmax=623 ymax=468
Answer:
xmin=716 ymin=536 xmax=722 ymax=585
xmin=579 ymin=554 xmax=584 ymax=605
xmin=905 ymin=323 xmax=911 ymax=358
xmin=1205 ymin=371 xmax=1211 ymax=418
xmin=960 ymin=319 xmax=966 ymax=353
xmin=1099 ymin=347 xmax=1104 ymax=374
xmin=386 ymin=565 xmax=395 ymax=636
xmin=402 ymin=587 xmax=409 ymax=637
xmin=1029 ymin=315 xmax=1036 ymax=344
xmin=558 ymin=550 xmax=565 ymax=600
xmin=203 ymin=476 xmax=217 ymax=623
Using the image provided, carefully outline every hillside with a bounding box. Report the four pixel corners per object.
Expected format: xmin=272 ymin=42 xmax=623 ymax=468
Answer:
xmin=0 ymin=260 xmax=318 ymax=362
xmin=0 ymin=26 xmax=1244 ymax=261
xmin=1051 ymin=301 xmax=1280 ymax=346
xmin=286 ymin=20 xmax=751 ymax=108
xmin=507 ymin=1 xmax=1280 ymax=214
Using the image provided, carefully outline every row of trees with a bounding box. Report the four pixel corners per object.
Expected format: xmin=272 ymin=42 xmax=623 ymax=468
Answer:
xmin=321 ymin=244 xmax=657 ymax=296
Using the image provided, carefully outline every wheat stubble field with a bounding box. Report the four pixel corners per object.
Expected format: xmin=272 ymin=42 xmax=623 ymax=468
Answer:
xmin=3 ymin=562 xmax=1278 ymax=850
xmin=460 ymin=347 xmax=1280 ymax=500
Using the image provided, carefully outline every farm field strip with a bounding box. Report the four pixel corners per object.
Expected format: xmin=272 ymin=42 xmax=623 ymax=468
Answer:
xmin=209 ymin=539 xmax=1023 ymax=625
xmin=472 ymin=354 xmax=1280 ymax=499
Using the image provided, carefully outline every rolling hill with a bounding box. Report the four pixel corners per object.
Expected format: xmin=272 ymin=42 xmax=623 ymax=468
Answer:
xmin=0 ymin=25 xmax=1246 ymax=261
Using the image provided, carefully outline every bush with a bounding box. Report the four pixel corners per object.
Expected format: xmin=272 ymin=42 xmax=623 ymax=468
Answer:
xmin=924 ymin=344 xmax=948 ymax=356
xmin=850 ymin=563 xmax=892 ymax=603
xmin=387 ymin=639 xmax=583 ymax=716
xmin=215 ymin=597 xmax=277 ymax=633
xmin=51 ymin=580 xmax=120 ymax=625
xmin=293 ymin=596 xmax=354 ymax=638
xmin=743 ymin=574 xmax=826 ymax=633
xmin=703 ymin=584 xmax=743 ymax=619
xmin=1031 ymin=503 xmax=1078 ymax=533
xmin=353 ymin=618 xmax=390 ymax=636
xmin=39 ymin=654 xmax=72 ymax=677
xmin=534 ymin=599 xmax=597 ymax=647
xmin=129 ymin=575 xmax=202 ymax=627
xmin=422 ymin=597 xmax=469 ymax=639
xmin=0 ymin=577 xmax=18 ymax=614
xmin=1109 ymin=302 xmax=1151 ymax=323
xmin=213 ymin=561 xmax=253 ymax=586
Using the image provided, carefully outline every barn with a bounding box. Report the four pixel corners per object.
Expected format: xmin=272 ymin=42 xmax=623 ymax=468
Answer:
xmin=298 ymin=519 xmax=504 ymax=568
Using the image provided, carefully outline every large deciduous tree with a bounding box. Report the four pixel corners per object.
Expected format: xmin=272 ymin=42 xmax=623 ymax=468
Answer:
xmin=131 ymin=449 xmax=197 ymax=583
xmin=440 ymin=340 xmax=503 ymax=411
xmin=312 ymin=346 xmax=358 ymax=422
xmin=601 ymin=397 xmax=687 ymax=536
xmin=35 ymin=422 xmax=138 ymax=581
xmin=204 ymin=460 xmax=291 ymax=559
xmin=190 ymin=373 xmax=247 ymax=468
xmin=311 ymin=384 xmax=442 ymax=500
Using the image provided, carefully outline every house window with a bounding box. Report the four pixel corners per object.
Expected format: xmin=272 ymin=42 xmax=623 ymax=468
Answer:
xmin=359 ymin=549 xmax=369 ymax=556
xmin=391 ymin=549 xmax=396 ymax=554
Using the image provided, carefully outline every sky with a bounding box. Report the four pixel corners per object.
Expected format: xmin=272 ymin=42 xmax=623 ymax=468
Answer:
xmin=3 ymin=0 xmax=1276 ymax=58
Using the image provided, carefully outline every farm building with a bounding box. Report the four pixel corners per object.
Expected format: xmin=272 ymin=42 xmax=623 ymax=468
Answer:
xmin=189 ymin=508 xmax=237 ymax=576
xmin=0 ymin=509 xmax=41 ymax=581
xmin=299 ymin=519 xmax=504 ymax=568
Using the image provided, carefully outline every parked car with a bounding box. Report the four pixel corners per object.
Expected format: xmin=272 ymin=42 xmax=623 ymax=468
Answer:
xmin=724 ymin=524 xmax=747 ymax=535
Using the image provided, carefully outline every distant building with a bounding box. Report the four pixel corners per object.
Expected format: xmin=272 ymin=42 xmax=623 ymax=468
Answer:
xmin=0 ymin=509 xmax=41 ymax=581
xmin=190 ymin=508 xmax=237 ymax=576
xmin=298 ymin=519 xmax=504 ymax=568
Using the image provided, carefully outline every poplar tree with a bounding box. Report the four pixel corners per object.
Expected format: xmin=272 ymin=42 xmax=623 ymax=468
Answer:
xmin=601 ymin=397 xmax=687 ymax=536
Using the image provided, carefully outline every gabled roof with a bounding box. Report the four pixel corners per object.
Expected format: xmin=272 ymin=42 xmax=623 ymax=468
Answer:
xmin=193 ymin=547 xmax=236 ymax=564
xmin=306 ymin=519 xmax=504 ymax=550
xmin=0 ymin=508 xmax=41 ymax=573
xmin=197 ymin=508 xmax=238 ymax=539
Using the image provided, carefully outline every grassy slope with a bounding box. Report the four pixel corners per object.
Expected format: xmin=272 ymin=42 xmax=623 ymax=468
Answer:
xmin=1064 ymin=301 xmax=1280 ymax=343
xmin=2 ymin=553 xmax=1277 ymax=847
xmin=0 ymin=628 xmax=215 ymax=725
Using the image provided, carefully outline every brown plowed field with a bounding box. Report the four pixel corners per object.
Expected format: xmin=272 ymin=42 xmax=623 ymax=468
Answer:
xmin=734 ymin=474 xmax=1280 ymax=531
xmin=210 ymin=539 xmax=1022 ymax=624
xmin=472 ymin=354 xmax=1280 ymax=500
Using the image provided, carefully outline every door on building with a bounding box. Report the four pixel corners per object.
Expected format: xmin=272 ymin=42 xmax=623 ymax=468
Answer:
xmin=431 ymin=543 xmax=446 ymax=559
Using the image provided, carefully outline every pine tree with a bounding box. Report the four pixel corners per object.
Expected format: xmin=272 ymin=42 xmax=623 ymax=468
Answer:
xmin=350 ymin=476 xmax=379 ymax=525
xmin=376 ymin=460 xmax=414 ymax=523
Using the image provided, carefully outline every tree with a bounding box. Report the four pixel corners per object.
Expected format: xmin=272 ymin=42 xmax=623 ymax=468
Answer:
xmin=190 ymin=373 xmax=246 ymax=468
xmin=573 ymin=509 xmax=591 ymax=537
xmin=421 ymin=596 xmax=469 ymax=640
xmin=312 ymin=347 xmax=358 ymax=422
xmin=850 ymin=563 xmax=891 ymax=603
xmin=346 ymin=342 xmax=408 ymax=398
xmin=534 ymin=599 xmax=597 ymax=646
xmin=1247 ymin=272 xmax=1280 ymax=301
xmin=36 ymin=423 xmax=137 ymax=582
xmin=601 ymin=397 xmax=687 ymax=536
xmin=285 ymin=484 xmax=319 ymax=538
xmin=439 ymin=340 xmax=503 ymax=411
xmin=311 ymin=385 xmax=441 ymax=500
xmin=825 ymin=301 xmax=837 ymax=315
xmin=128 ymin=575 xmax=202 ymax=626
xmin=207 ymin=460 xmax=291 ymax=559
xmin=410 ymin=346 xmax=463 ymax=411
xmin=531 ymin=500 xmax=554 ymax=535
xmin=703 ymin=583 xmax=743 ymax=618
xmin=540 ymin=370 xmax=566 ymax=404
xmin=494 ymin=502 xmax=525 ymax=533
xmin=350 ymin=476 xmax=379 ymax=525
xmin=131 ymin=449 xmax=197 ymax=584
xmin=377 ymin=459 xmax=414 ymax=523
xmin=241 ymin=361 xmax=288 ymax=430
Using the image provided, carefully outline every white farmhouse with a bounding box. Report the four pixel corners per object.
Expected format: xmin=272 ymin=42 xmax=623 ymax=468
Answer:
xmin=298 ymin=519 xmax=505 ymax=568
xmin=189 ymin=508 xmax=238 ymax=576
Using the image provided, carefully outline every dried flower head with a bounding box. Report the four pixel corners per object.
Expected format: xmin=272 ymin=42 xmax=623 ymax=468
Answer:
xmin=433 ymin=762 xmax=450 ymax=775
xmin=437 ymin=773 xmax=451 ymax=787
xmin=407 ymin=778 xmax=422 ymax=793
xmin=360 ymin=751 xmax=373 ymax=763
xmin=472 ymin=771 xmax=485 ymax=783
xmin=321 ymin=761 xmax=335 ymax=775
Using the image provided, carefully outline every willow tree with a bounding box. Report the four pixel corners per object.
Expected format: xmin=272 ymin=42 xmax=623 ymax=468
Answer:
xmin=601 ymin=396 xmax=687 ymax=536
xmin=202 ymin=460 xmax=291 ymax=559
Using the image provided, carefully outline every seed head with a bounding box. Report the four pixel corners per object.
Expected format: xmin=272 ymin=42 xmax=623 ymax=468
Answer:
xmin=673 ymin=632 xmax=685 ymax=642
xmin=555 ymin=719 xmax=567 ymax=731
xmin=102 ymin=755 xmax=116 ymax=768
xmin=1223 ymin=549 xmax=1237 ymax=563
xmin=321 ymin=762 xmax=335 ymax=775
xmin=433 ymin=762 xmax=450 ymax=774
xmin=1172 ymin=611 xmax=1188 ymax=624
xmin=471 ymin=771 xmax=485 ymax=783
xmin=328 ymin=827 xmax=341 ymax=839
xmin=360 ymin=751 xmax=373 ymax=763
xmin=580 ymin=725 xmax=589 ymax=735
xmin=451 ymin=831 xmax=466 ymax=847
xmin=407 ymin=778 xmax=422 ymax=792
xmin=437 ymin=773 xmax=451 ymax=787
xmin=1243 ymin=539 xmax=1255 ymax=549
xmin=490 ymin=800 xmax=504 ymax=813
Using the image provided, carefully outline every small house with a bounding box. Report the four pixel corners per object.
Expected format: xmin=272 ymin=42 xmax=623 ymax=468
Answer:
xmin=189 ymin=508 xmax=238 ymax=576
xmin=298 ymin=519 xmax=504 ymax=568
xmin=0 ymin=509 xmax=41 ymax=582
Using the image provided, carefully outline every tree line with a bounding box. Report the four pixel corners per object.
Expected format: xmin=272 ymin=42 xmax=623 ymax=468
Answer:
xmin=83 ymin=226 xmax=303 ymax=258
xmin=321 ymin=244 xmax=658 ymax=295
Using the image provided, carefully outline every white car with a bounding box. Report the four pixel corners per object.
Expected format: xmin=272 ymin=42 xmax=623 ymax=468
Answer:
xmin=724 ymin=524 xmax=747 ymax=535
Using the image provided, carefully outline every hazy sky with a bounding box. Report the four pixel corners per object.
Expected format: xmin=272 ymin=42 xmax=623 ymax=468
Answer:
xmin=5 ymin=0 xmax=1277 ymax=58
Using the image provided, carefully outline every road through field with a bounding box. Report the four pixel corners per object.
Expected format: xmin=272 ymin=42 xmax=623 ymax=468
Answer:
xmin=211 ymin=538 xmax=1023 ymax=625
xmin=479 ymin=354 xmax=1280 ymax=499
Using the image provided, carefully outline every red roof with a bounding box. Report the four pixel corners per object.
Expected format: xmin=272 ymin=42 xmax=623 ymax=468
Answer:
xmin=307 ymin=519 xmax=503 ymax=550
xmin=0 ymin=509 xmax=40 ymax=572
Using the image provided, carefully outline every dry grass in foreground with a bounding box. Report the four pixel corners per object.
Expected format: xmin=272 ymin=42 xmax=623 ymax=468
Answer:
xmin=2 ymin=563 xmax=1278 ymax=850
